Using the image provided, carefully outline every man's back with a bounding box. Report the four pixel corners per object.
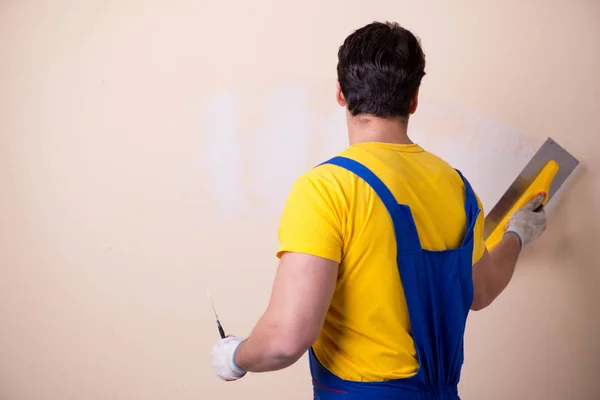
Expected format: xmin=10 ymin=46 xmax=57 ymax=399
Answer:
xmin=276 ymin=141 xmax=485 ymax=382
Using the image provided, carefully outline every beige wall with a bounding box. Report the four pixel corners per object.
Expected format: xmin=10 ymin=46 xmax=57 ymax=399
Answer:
xmin=1 ymin=0 xmax=599 ymax=399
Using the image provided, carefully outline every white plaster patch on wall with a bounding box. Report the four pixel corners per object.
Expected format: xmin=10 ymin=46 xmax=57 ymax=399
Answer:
xmin=244 ymin=82 xmax=311 ymax=219
xmin=312 ymin=106 xmax=348 ymax=164
xmin=198 ymin=82 xmax=346 ymax=222
xmin=201 ymin=87 xmax=244 ymax=221
xmin=198 ymin=85 xmax=567 ymax=224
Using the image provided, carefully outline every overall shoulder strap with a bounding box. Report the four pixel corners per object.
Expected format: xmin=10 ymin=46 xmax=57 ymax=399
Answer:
xmin=454 ymin=169 xmax=481 ymax=248
xmin=320 ymin=156 xmax=422 ymax=254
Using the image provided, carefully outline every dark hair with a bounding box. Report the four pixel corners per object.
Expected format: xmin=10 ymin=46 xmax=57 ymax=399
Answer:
xmin=337 ymin=21 xmax=426 ymax=118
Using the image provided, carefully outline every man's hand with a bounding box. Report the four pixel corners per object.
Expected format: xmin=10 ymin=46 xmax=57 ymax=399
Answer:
xmin=505 ymin=193 xmax=547 ymax=248
xmin=211 ymin=336 xmax=247 ymax=382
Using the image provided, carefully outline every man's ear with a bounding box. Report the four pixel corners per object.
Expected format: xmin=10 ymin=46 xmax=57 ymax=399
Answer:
xmin=409 ymin=87 xmax=420 ymax=114
xmin=336 ymin=81 xmax=346 ymax=107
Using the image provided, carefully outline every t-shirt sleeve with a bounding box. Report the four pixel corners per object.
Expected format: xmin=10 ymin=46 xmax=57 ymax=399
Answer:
xmin=276 ymin=172 xmax=345 ymax=263
xmin=472 ymin=192 xmax=486 ymax=264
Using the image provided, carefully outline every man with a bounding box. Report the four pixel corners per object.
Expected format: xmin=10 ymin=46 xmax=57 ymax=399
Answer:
xmin=211 ymin=21 xmax=547 ymax=399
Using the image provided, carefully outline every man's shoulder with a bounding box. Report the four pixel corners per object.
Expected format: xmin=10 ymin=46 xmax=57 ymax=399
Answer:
xmin=418 ymin=148 xmax=460 ymax=173
xmin=420 ymin=150 xmax=484 ymax=212
xmin=297 ymin=150 xmax=357 ymax=183
xmin=419 ymin=149 xmax=476 ymax=187
xmin=285 ymin=152 xmax=359 ymax=205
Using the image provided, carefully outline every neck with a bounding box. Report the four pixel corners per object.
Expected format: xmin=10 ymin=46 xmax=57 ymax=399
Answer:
xmin=346 ymin=112 xmax=413 ymax=146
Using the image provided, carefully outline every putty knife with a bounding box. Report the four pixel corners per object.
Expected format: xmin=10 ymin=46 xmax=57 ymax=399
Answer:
xmin=483 ymin=137 xmax=579 ymax=251
xmin=207 ymin=290 xmax=227 ymax=339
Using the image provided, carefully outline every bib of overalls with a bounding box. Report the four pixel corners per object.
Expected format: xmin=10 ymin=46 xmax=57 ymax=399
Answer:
xmin=309 ymin=156 xmax=480 ymax=400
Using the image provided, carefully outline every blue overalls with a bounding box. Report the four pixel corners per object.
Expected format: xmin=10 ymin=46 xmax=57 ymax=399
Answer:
xmin=309 ymin=156 xmax=480 ymax=400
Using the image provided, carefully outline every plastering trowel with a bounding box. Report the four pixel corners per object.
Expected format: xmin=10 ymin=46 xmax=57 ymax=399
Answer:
xmin=483 ymin=137 xmax=579 ymax=251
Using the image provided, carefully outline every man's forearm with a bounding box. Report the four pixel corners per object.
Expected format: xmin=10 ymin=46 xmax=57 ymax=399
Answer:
xmin=487 ymin=232 xmax=521 ymax=295
xmin=233 ymin=319 xmax=305 ymax=373
xmin=226 ymin=253 xmax=337 ymax=376
xmin=471 ymin=193 xmax=548 ymax=310
xmin=472 ymin=232 xmax=521 ymax=310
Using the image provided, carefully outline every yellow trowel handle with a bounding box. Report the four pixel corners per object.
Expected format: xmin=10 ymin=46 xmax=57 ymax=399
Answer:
xmin=484 ymin=160 xmax=559 ymax=251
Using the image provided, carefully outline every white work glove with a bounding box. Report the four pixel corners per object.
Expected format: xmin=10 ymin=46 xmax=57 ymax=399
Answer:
xmin=211 ymin=336 xmax=247 ymax=381
xmin=504 ymin=193 xmax=547 ymax=249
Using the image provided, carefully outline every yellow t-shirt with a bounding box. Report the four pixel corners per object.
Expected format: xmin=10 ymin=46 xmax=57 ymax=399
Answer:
xmin=276 ymin=141 xmax=485 ymax=382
